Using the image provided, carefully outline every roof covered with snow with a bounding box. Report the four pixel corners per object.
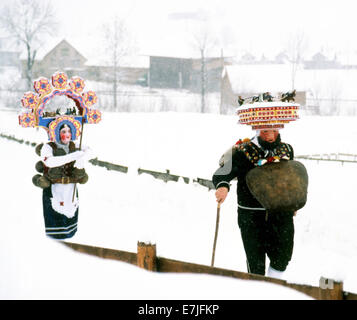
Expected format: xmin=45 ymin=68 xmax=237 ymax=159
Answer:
xmin=19 ymin=37 xmax=89 ymax=61
xmin=224 ymin=63 xmax=357 ymax=100
xmin=224 ymin=64 xmax=293 ymax=94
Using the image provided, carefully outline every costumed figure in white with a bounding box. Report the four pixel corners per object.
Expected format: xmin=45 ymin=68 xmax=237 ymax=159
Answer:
xmin=33 ymin=121 xmax=91 ymax=239
xmin=19 ymin=72 xmax=102 ymax=239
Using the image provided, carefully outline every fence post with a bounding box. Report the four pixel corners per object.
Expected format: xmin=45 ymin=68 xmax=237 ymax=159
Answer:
xmin=318 ymin=277 xmax=344 ymax=300
xmin=137 ymin=241 xmax=157 ymax=271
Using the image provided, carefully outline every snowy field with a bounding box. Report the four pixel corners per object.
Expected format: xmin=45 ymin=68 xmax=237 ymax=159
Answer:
xmin=1 ymin=108 xmax=357 ymax=299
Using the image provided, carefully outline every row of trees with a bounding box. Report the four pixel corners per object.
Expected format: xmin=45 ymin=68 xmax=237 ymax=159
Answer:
xmin=0 ymin=0 xmax=132 ymax=95
xmin=0 ymin=0 xmax=309 ymax=114
xmin=0 ymin=0 xmax=57 ymax=90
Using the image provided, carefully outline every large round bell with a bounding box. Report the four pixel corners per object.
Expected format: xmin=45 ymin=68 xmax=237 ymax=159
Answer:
xmin=246 ymin=160 xmax=308 ymax=213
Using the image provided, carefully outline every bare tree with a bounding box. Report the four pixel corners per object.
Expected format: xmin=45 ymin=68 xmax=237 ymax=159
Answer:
xmin=328 ymin=79 xmax=342 ymax=116
xmin=101 ymin=16 xmax=135 ymax=111
xmin=0 ymin=0 xmax=57 ymax=90
xmin=191 ymin=23 xmax=218 ymax=113
xmin=285 ymin=30 xmax=308 ymax=91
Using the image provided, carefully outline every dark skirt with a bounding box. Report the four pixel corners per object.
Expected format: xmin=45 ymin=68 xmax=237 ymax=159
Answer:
xmin=42 ymin=186 xmax=79 ymax=240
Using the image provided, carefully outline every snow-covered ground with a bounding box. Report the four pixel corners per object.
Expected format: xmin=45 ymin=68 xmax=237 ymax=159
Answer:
xmin=1 ymin=108 xmax=357 ymax=299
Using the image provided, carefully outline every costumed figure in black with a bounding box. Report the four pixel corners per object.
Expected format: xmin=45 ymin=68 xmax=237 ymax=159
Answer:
xmin=212 ymin=98 xmax=307 ymax=279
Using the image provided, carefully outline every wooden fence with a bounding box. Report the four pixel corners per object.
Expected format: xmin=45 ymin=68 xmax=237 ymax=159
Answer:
xmin=63 ymin=241 xmax=357 ymax=300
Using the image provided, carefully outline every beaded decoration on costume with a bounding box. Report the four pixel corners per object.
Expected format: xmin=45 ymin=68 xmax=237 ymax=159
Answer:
xmin=236 ymin=92 xmax=301 ymax=130
xmin=235 ymin=139 xmax=292 ymax=166
xmin=237 ymin=103 xmax=299 ymax=130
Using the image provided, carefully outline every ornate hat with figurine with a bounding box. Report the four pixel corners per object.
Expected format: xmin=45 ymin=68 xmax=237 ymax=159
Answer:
xmin=236 ymin=91 xmax=300 ymax=130
xmin=18 ymin=71 xmax=102 ymax=142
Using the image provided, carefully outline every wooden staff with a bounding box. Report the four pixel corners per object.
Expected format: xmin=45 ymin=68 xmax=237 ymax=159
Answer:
xmin=211 ymin=202 xmax=221 ymax=267
xmin=72 ymin=117 xmax=85 ymax=202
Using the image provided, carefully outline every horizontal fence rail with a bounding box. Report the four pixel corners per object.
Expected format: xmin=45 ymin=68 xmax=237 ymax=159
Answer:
xmin=0 ymin=132 xmax=215 ymax=190
xmin=295 ymin=153 xmax=357 ymax=164
xmin=138 ymin=168 xmax=190 ymax=184
xmin=89 ymin=158 xmax=128 ymax=173
xmin=63 ymin=241 xmax=357 ymax=300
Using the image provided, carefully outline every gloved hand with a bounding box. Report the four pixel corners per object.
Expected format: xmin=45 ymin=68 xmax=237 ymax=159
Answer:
xmin=74 ymin=146 xmax=93 ymax=168
xmin=80 ymin=146 xmax=94 ymax=160
xmin=74 ymin=157 xmax=85 ymax=169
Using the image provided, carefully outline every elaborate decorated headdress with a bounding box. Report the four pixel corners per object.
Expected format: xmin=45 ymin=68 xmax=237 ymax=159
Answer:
xmin=19 ymin=71 xmax=102 ymax=142
xmin=236 ymin=92 xmax=300 ymax=130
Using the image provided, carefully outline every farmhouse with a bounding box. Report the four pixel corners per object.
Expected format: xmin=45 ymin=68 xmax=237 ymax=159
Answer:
xmin=149 ymin=55 xmax=228 ymax=93
xmin=20 ymin=39 xmax=149 ymax=85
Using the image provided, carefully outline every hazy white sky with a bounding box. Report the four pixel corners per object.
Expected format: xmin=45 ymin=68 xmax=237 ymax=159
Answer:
xmin=3 ymin=0 xmax=357 ymax=59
